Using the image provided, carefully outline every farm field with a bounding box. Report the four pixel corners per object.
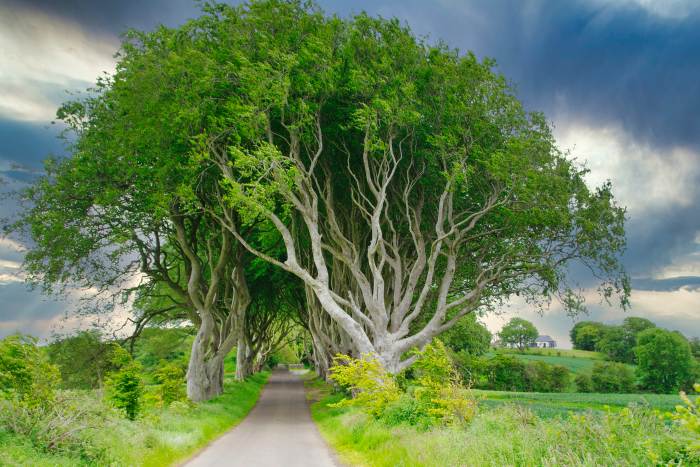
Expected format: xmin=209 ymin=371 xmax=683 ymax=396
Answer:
xmin=491 ymin=348 xmax=631 ymax=375
xmin=472 ymin=389 xmax=680 ymax=418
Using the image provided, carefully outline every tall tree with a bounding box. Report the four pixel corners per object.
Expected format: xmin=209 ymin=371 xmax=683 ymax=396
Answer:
xmin=442 ymin=314 xmax=492 ymax=356
xmin=197 ymin=1 xmax=629 ymax=372
xmin=570 ymin=321 xmax=608 ymax=351
xmin=499 ymin=318 xmax=539 ymax=351
xmin=635 ymin=328 xmax=693 ymax=393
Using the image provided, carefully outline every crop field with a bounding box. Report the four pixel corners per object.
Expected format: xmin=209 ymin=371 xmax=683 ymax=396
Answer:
xmin=472 ymin=389 xmax=682 ymax=418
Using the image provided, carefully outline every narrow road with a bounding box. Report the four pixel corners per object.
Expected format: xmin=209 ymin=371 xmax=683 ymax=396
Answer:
xmin=184 ymin=369 xmax=338 ymax=467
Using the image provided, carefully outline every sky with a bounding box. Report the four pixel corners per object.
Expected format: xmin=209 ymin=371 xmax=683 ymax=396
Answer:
xmin=0 ymin=0 xmax=698 ymax=346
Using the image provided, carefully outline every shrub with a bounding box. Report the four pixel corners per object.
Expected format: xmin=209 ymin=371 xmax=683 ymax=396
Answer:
xmin=672 ymin=383 xmax=700 ymax=456
xmin=484 ymin=354 xmax=528 ymax=391
xmin=329 ymin=353 xmax=400 ymax=417
xmin=411 ymin=340 xmax=478 ymax=426
xmin=154 ymin=361 xmax=186 ymax=406
xmin=590 ymin=361 xmax=635 ymax=393
xmin=575 ymin=373 xmax=593 ymax=392
xmin=105 ymin=348 xmax=144 ymax=420
xmin=525 ymin=361 xmax=570 ymax=392
xmin=0 ymin=334 xmax=60 ymax=408
xmin=47 ymin=331 xmax=119 ymax=389
xmin=380 ymin=394 xmax=423 ymax=427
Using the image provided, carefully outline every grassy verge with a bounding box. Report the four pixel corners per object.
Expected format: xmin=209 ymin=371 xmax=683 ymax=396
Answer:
xmin=0 ymin=371 xmax=269 ymax=466
xmin=306 ymin=376 xmax=691 ymax=466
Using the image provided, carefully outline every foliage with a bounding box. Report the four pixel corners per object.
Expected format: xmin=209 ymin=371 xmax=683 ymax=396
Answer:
xmin=329 ymin=353 xmax=401 ymax=417
xmin=410 ymin=340 xmax=478 ymax=426
xmin=132 ymin=328 xmax=193 ymax=372
xmin=635 ymin=327 xmax=694 ymax=393
xmin=154 ymin=361 xmax=186 ymax=406
xmin=308 ymin=375 xmax=694 ymax=467
xmin=574 ymin=372 xmax=593 ymax=392
xmin=498 ymin=318 xmax=538 ymax=351
xmin=1 ymin=370 xmax=269 ymax=466
xmin=672 ymin=383 xmax=700 ymax=456
xmin=457 ymin=352 xmax=570 ymax=393
xmin=0 ymin=334 xmax=60 ymax=409
xmin=594 ymin=316 xmax=655 ymax=363
xmin=570 ymin=321 xmax=608 ymax=351
xmin=441 ymin=314 xmax=492 ymax=356
xmin=105 ymin=348 xmax=144 ymax=420
xmin=690 ymin=337 xmax=700 ymax=360
xmin=47 ymin=331 xmax=120 ymax=389
xmin=589 ymin=361 xmax=636 ymax=393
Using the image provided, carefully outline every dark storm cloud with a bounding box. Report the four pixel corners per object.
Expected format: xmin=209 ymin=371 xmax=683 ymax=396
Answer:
xmin=632 ymin=275 xmax=700 ymax=292
xmin=6 ymin=0 xmax=202 ymax=36
xmin=0 ymin=119 xmax=64 ymax=172
xmin=322 ymin=0 xmax=700 ymax=151
xmin=0 ymin=282 xmax=65 ymax=322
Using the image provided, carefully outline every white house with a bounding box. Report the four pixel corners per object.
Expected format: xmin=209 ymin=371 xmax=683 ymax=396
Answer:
xmin=533 ymin=335 xmax=557 ymax=348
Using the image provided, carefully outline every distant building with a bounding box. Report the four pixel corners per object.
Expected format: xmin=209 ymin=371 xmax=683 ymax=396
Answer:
xmin=533 ymin=335 xmax=557 ymax=348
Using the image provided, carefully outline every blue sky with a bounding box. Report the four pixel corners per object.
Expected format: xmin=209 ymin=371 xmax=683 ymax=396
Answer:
xmin=0 ymin=0 xmax=698 ymax=346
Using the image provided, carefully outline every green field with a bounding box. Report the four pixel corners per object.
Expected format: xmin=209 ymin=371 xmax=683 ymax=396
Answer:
xmin=490 ymin=348 xmax=636 ymax=375
xmin=472 ymin=389 xmax=680 ymax=418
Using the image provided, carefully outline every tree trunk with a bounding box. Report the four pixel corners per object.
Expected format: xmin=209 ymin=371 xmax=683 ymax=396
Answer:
xmin=235 ymin=336 xmax=251 ymax=380
xmin=187 ymin=328 xmax=225 ymax=402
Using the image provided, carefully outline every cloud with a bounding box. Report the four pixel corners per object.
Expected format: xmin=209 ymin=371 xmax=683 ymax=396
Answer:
xmin=0 ymin=2 xmax=118 ymax=122
xmin=484 ymin=286 xmax=700 ymax=348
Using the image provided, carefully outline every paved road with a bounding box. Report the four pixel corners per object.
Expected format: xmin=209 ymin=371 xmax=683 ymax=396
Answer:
xmin=185 ymin=369 xmax=338 ymax=467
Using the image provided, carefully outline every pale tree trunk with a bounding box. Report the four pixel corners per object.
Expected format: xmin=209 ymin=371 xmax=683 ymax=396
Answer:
xmin=187 ymin=321 xmax=225 ymax=402
xmin=235 ymin=336 xmax=252 ymax=380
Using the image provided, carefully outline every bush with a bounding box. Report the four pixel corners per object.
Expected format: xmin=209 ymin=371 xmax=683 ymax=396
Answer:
xmin=0 ymin=334 xmax=60 ymax=408
xmin=329 ymin=353 xmax=400 ymax=417
xmin=590 ymin=361 xmax=636 ymax=393
xmin=672 ymin=383 xmax=700 ymax=456
xmin=483 ymin=354 xmax=528 ymax=391
xmin=575 ymin=373 xmax=593 ymax=392
xmin=47 ymin=331 xmax=119 ymax=389
xmin=525 ymin=361 xmax=571 ymax=393
xmin=105 ymin=348 xmax=144 ymax=420
xmin=154 ymin=361 xmax=186 ymax=406
xmin=410 ymin=340 xmax=478 ymax=426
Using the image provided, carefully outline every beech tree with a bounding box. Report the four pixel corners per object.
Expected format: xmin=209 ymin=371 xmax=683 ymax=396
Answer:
xmin=7 ymin=0 xmax=629 ymax=382
xmin=194 ymin=1 xmax=629 ymax=371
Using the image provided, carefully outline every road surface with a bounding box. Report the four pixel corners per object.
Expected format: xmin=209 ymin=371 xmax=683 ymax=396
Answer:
xmin=184 ymin=369 xmax=338 ymax=467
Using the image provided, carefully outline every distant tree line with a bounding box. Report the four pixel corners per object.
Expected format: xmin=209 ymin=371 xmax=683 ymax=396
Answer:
xmin=570 ymin=317 xmax=699 ymax=393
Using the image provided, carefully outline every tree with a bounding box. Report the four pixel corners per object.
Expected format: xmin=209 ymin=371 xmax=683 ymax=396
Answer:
xmin=688 ymin=337 xmax=700 ymax=360
xmin=106 ymin=348 xmax=144 ymax=420
xmin=595 ymin=326 xmax=627 ymax=362
xmin=590 ymin=361 xmax=635 ymax=393
xmin=47 ymin=331 xmax=120 ymax=389
xmin=499 ymin=318 xmax=538 ymax=351
xmin=442 ymin=314 xmax=492 ymax=356
xmin=6 ymin=0 xmax=629 ymax=377
xmin=570 ymin=321 xmax=608 ymax=351
xmin=596 ymin=317 xmax=656 ymax=363
xmin=204 ymin=1 xmax=628 ymax=372
xmin=635 ymin=328 xmax=693 ymax=393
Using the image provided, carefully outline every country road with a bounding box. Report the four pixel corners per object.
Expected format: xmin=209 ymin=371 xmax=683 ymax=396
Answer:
xmin=184 ymin=369 xmax=338 ymax=467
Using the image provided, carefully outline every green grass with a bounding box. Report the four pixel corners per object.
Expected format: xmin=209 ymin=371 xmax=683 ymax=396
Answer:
xmin=491 ymin=348 xmax=608 ymax=375
xmin=0 ymin=370 xmax=269 ymax=466
xmin=306 ymin=376 xmax=694 ymax=466
xmin=472 ymin=389 xmax=681 ymax=418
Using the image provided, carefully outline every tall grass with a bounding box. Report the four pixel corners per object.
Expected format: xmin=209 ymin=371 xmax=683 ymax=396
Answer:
xmin=307 ymin=376 xmax=695 ymax=466
xmin=0 ymin=371 xmax=269 ymax=466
